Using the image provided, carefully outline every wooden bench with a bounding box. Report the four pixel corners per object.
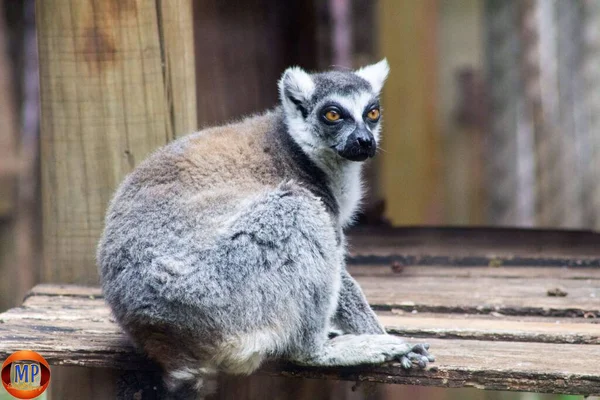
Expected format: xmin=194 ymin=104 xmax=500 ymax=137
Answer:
xmin=1 ymin=227 xmax=599 ymax=397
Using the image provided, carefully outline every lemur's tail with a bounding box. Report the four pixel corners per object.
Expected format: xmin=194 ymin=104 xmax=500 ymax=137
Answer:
xmin=164 ymin=366 xmax=218 ymax=400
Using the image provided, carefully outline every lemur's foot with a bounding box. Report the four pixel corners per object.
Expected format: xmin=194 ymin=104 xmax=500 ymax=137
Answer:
xmin=399 ymin=343 xmax=435 ymax=369
xmin=292 ymin=335 xmax=435 ymax=369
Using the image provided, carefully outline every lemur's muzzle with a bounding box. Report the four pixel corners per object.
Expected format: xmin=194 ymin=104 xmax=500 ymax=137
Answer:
xmin=336 ymin=128 xmax=376 ymax=162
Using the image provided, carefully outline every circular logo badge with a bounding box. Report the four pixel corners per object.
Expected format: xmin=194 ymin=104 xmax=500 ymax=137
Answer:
xmin=1 ymin=350 xmax=51 ymax=399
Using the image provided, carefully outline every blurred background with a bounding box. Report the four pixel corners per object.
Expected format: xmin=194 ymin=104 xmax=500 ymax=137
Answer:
xmin=0 ymin=0 xmax=599 ymax=399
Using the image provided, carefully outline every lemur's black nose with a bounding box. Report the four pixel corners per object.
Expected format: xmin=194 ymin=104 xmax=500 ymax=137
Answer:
xmin=357 ymin=136 xmax=374 ymax=150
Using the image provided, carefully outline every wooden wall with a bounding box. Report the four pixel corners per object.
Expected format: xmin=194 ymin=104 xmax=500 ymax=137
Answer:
xmin=193 ymin=0 xmax=317 ymax=127
xmin=37 ymin=0 xmax=197 ymax=286
xmin=438 ymin=0 xmax=486 ymax=225
xmin=0 ymin=0 xmax=21 ymax=311
xmin=377 ymin=0 xmax=442 ymax=226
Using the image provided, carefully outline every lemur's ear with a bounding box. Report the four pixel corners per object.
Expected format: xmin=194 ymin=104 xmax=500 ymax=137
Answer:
xmin=279 ymin=66 xmax=315 ymax=118
xmin=355 ymin=58 xmax=390 ymax=94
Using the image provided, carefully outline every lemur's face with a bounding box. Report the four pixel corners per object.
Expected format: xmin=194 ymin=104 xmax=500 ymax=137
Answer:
xmin=279 ymin=59 xmax=389 ymax=162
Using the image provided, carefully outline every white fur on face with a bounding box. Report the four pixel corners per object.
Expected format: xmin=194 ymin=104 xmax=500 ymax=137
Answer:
xmin=278 ymin=66 xmax=315 ymax=117
xmin=355 ymin=58 xmax=390 ymax=94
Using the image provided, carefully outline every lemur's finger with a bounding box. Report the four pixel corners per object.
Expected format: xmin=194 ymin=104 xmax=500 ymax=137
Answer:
xmin=411 ymin=343 xmax=429 ymax=354
xmin=400 ymin=356 xmax=412 ymax=369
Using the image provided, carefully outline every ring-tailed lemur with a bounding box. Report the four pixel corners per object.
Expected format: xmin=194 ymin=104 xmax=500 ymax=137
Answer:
xmin=98 ymin=59 xmax=434 ymax=399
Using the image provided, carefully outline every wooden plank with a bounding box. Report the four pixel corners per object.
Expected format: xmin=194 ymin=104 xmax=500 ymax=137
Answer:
xmin=438 ymin=0 xmax=486 ymax=226
xmin=267 ymin=339 xmax=600 ymax=396
xmin=347 ymin=227 xmax=600 ymax=265
xmin=25 ymin=271 xmax=600 ymax=318
xmin=359 ymin=275 xmax=600 ymax=317
xmin=158 ymin=0 xmax=197 ymax=138
xmin=348 ymin=265 xmax=600 ymax=279
xmin=1 ymin=291 xmax=600 ymax=395
xmin=0 ymin=0 xmax=18 ymax=218
xmin=25 ymin=283 xmax=103 ymax=299
xmin=378 ymin=0 xmax=441 ymax=225
xmin=37 ymin=0 xmax=197 ymax=285
xmin=0 ymin=0 xmax=21 ymax=312
xmin=5 ymin=294 xmax=600 ymax=345
xmin=378 ymin=312 xmax=600 ymax=344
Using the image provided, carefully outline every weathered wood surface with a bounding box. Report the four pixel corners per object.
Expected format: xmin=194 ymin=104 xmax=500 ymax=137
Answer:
xmin=358 ymin=275 xmax=600 ymax=316
xmin=35 ymin=2 xmax=197 ymax=398
xmin=7 ymin=290 xmax=600 ymax=345
xmin=0 ymin=0 xmax=20 ymax=313
xmin=349 ymin=264 xmax=600 ymax=279
xmin=347 ymin=227 xmax=600 ymax=265
xmin=0 ymin=0 xmax=18 ymax=218
xmin=1 ymin=282 xmax=599 ymax=395
xmin=193 ymin=0 xmax=317 ymax=128
xmin=378 ymin=0 xmax=441 ymax=225
xmin=37 ymin=0 xmax=197 ymax=285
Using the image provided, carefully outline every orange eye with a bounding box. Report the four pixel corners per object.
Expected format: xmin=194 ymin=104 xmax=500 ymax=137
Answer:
xmin=325 ymin=110 xmax=341 ymax=122
xmin=367 ymin=108 xmax=380 ymax=121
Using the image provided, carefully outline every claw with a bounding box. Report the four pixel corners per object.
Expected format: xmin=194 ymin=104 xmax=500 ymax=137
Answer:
xmin=398 ymin=351 xmax=427 ymax=369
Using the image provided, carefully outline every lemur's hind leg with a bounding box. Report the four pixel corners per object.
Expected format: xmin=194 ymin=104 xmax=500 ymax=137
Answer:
xmin=291 ymin=334 xmax=434 ymax=369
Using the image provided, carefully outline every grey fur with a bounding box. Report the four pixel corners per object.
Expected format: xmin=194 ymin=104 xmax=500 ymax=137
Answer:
xmin=98 ymin=60 xmax=434 ymax=399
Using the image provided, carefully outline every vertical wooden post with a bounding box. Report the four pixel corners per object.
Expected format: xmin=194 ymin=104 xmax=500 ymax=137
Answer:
xmin=0 ymin=0 xmax=17 ymax=218
xmin=377 ymin=0 xmax=441 ymax=226
xmin=37 ymin=0 xmax=197 ymax=284
xmin=0 ymin=0 xmax=19 ymax=310
xmin=37 ymin=1 xmax=196 ymax=397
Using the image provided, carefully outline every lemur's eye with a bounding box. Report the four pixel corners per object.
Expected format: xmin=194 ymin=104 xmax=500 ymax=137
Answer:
xmin=325 ymin=110 xmax=341 ymax=122
xmin=367 ymin=108 xmax=380 ymax=121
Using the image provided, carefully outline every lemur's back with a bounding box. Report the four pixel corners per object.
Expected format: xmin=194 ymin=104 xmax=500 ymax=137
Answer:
xmin=125 ymin=110 xmax=283 ymax=205
xmin=102 ymin=110 xmax=290 ymax=251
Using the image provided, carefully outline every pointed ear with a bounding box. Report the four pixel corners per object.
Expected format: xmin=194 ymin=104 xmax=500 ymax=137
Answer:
xmin=279 ymin=66 xmax=315 ymax=118
xmin=355 ymin=58 xmax=390 ymax=93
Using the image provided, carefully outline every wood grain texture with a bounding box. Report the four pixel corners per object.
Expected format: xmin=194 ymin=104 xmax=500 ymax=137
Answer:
xmin=24 ymin=264 xmax=600 ymax=318
xmin=192 ymin=0 xmax=317 ymax=128
xmin=1 ymin=287 xmax=600 ymax=395
xmin=37 ymin=0 xmax=197 ymax=285
xmin=347 ymin=226 xmax=600 ymax=262
xmin=10 ymin=288 xmax=600 ymax=345
xmin=348 ymin=264 xmax=600 ymax=279
xmin=359 ymin=275 xmax=600 ymax=317
xmin=0 ymin=0 xmax=18 ymax=217
xmin=266 ymin=338 xmax=600 ymax=396
xmin=377 ymin=0 xmax=442 ymax=225
xmin=0 ymin=0 xmax=21 ymax=312
xmin=378 ymin=312 xmax=600 ymax=344
xmin=159 ymin=0 xmax=197 ymax=138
